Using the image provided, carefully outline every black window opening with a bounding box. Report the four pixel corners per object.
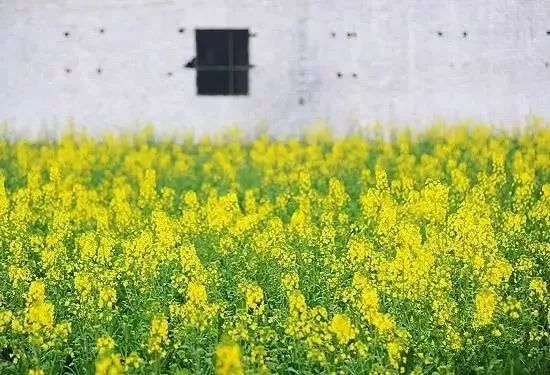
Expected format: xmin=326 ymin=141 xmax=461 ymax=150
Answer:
xmin=194 ymin=29 xmax=250 ymax=95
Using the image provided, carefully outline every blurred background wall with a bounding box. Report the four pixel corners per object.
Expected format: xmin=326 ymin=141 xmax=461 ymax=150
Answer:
xmin=1 ymin=0 xmax=549 ymax=137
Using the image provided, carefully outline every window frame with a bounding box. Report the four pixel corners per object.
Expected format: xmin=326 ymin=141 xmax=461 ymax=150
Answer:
xmin=195 ymin=29 xmax=250 ymax=96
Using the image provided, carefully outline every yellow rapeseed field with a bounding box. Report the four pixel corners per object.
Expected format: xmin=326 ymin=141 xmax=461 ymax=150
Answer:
xmin=0 ymin=123 xmax=548 ymax=374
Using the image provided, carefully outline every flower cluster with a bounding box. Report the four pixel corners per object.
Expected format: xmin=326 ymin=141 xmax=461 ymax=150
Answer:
xmin=0 ymin=122 xmax=548 ymax=373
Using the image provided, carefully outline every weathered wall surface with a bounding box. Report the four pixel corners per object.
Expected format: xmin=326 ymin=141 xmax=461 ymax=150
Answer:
xmin=1 ymin=0 xmax=549 ymax=136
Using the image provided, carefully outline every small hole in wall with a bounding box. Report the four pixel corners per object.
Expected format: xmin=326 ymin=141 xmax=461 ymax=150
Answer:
xmin=336 ymin=72 xmax=343 ymax=78
xmin=437 ymin=31 xmax=443 ymax=37
xmin=463 ymin=31 xmax=468 ymax=37
xmin=65 ymin=68 xmax=71 ymax=74
xmin=352 ymin=73 xmax=357 ymax=78
xmin=178 ymin=27 xmax=185 ymax=33
xmin=97 ymin=68 xmax=102 ymax=74
xmin=330 ymin=32 xmax=336 ymax=37
xmin=167 ymin=72 xmax=173 ymax=76
xmin=64 ymin=31 xmax=70 ymax=38
xmin=249 ymin=32 xmax=257 ymax=37
xmin=298 ymin=97 xmax=305 ymax=105
xmin=547 ymin=30 xmax=550 ymax=35
xmin=546 ymin=62 xmax=549 ymax=68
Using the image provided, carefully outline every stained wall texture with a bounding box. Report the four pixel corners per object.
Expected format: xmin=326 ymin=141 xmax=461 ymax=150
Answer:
xmin=1 ymin=0 xmax=549 ymax=136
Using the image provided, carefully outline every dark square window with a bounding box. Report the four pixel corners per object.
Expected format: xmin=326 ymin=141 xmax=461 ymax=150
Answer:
xmin=195 ymin=29 xmax=250 ymax=95
xmin=197 ymin=30 xmax=230 ymax=66
xmin=231 ymin=31 xmax=249 ymax=66
xmin=197 ymin=71 xmax=230 ymax=95
xmin=232 ymin=71 xmax=248 ymax=95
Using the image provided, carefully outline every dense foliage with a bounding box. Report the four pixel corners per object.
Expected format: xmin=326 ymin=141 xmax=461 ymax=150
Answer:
xmin=0 ymin=123 xmax=548 ymax=374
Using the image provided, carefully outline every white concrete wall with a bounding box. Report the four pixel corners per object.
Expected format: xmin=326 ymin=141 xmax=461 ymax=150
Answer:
xmin=1 ymin=0 xmax=549 ymax=137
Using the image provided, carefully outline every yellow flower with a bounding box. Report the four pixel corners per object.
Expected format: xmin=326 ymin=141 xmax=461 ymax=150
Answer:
xmin=148 ymin=315 xmax=169 ymax=355
xmin=74 ymin=273 xmax=93 ymax=301
xmin=96 ymin=335 xmax=115 ymax=355
xmin=239 ymin=282 xmax=265 ymax=314
xmin=446 ymin=327 xmax=462 ymax=350
xmin=53 ymin=321 xmax=72 ymax=342
xmin=474 ymin=289 xmax=498 ymax=327
xmin=529 ymin=277 xmax=547 ymax=301
xmin=502 ymin=297 xmax=522 ymax=319
xmin=187 ymin=281 xmax=208 ymax=305
xmin=27 ymin=280 xmax=46 ymax=305
xmin=288 ymin=291 xmax=307 ymax=316
xmin=138 ymin=168 xmax=158 ymax=207
xmin=387 ymin=341 xmax=403 ymax=368
xmin=215 ymin=342 xmax=244 ymax=375
xmin=0 ymin=310 xmax=13 ymax=332
xmin=281 ymin=271 xmax=299 ymax=292
xmin=26 ymin=302 xmax=55 ymax=332
xmin=95 ymin=354 xmax=124 ymax=375
xmin=124 ymin=352 xmax=144 ymax=370
xmin=0 ymin=124 xmax=547 ymax=373
xmin=8 ymin=265 xmax=30 ymax=285
xmin=329 ymin=314 xmax=356 ymax=344
xmin=99 ymin=287 xmax=117 ymax=309
xmin=360 ymin=286 xmax=379 ymax=312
